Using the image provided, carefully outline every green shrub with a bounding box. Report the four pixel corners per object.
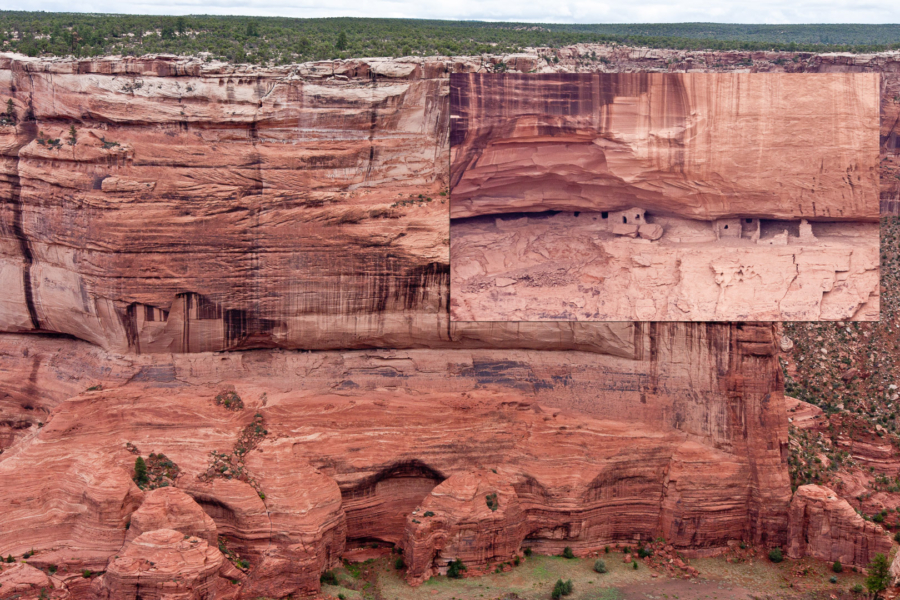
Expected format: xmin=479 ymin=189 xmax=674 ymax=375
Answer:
xmin=833 ymin=560 xmax=843 ymax=573
xmin=830 ymin=576 xmax=838 ymax=584
xmin=48 ymin=564 xmax=57 ymax=574
xmin=424 ymin=511 xmax=434 ymax=517
xmin=632 ymin=560 xmax=638 ymax=570
xmin=637 ymin=546 xmax=651 ymax=558
xmin=81 ymin=569 xmax=92 ymax=578
xmin=447 ymin=558 xmax=466 ymax=579
xmin=513 ymin=556 xmax=520 ymax=566
xmin=394 ymin=557 xmax=405 ymax=569
xmin=523 ymin=547 xmax=532 ymax=557
xmin=768 ymin=547 xmax=783 ymax=563
xmin=852 ymin=583 xmax=865 ymax=594
xmin=133 ymin=456 xmax=149 ymax=487
xmin=551 ymin=578 xmax=573 ymax=599
xmin=562 ymin=546 xmax=575 ymax=559
xmin=593 ymin=559 xmax=607 ymax=573
xmin=320 ymin=570 xmax=338 ymax=585
xmin=485 ymin=493 xmax=499 ymax=511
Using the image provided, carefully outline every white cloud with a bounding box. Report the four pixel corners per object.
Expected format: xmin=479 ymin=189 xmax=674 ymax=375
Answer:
xmin=3 ymin=0 xmax=897 ymax=24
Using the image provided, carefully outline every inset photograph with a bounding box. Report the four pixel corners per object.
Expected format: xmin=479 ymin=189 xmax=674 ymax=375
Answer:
xmin=449 ymin=73 xmax=881 ymax=321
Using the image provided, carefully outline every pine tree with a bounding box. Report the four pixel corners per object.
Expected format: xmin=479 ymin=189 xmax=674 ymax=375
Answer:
xmin=866 ymin=553 xmax=890 ymax=599
xmin=133 ymin=456 xmax=149 ymax=488
xmin=336 ymin=31 xmax=348 ymax=51
xmin=67 ymin=125 xmax=76 ymax=146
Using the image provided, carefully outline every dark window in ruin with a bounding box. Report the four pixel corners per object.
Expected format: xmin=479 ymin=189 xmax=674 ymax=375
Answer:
xmin=574 ymin=212 xmax=580 ymax=217
xmin=145 ymin=305 xmax=155 ymax=322
xmin=622 ymin=216 xmax=628 ymax=223
xmin=724 ymin=225 xmax=729 ymax=229
xmin=745 ymin=218 xmax=753 ymax=223
xmin=635 ymin=214 xmax=641 ymax=220
xmin=601 ymin=212 xmax=608 ymax=219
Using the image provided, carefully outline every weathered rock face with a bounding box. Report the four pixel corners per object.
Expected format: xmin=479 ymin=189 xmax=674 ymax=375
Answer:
xmin=449 ymin=73 xmax=880 ymax=221
xmin=450 ymin=211 xmax=879 ymax=321
xmin=126 ymin=487 xmax=218 ymax=546
xmin=787 ymin=484 xmax=892 ymax=567
xmin=448 ymin=72 xmax=881 ymax=321
xmin=0 ymin=563 xmax=52 ymax=599
xmin=0 ymin=322 xmax=791 ymax=598
xmin=94 ymin=529 xmax=224 ymax=600
xmin=2 ymin=47 xmax=897 ymax=598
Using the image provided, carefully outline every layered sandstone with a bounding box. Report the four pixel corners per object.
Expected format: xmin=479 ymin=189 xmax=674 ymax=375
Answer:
xmin=93 ymin=529 xmax=224 ymax=600
xmin=0 ymin=322 xmax=790 ymax=597
xmin=0 ymin=48 xmax=898 ymax=599
xmin=787 ymin=484 xmax=892 ymax=567
xmin=448 ymin=72 xmax=881 ymax=321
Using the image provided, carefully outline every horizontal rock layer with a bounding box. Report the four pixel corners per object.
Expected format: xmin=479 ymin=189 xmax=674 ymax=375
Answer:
xmin=0 ymin=52 xmax=897 ymax=348
xmin=0 ymin=322 xmax=789 ymax=597
xmin=449 ymin=72 xmax=880 ymax=221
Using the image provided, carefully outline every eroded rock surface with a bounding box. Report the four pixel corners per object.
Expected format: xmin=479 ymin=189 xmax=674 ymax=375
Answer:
xmin=0 ymin=47 xmax=898 ymax=598
xmin=787 ymin=484 xmax=891 ymax=567
xmin=448 ymin=72 xmax=881 ymax=321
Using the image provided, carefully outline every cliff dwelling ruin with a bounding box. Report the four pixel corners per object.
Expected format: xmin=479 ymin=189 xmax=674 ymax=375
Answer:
xmin=449 ymin=73 xmax=881 ymax=321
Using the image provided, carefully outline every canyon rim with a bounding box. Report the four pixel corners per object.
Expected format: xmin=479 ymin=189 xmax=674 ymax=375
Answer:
xmin=0 ymin=44 xmax=899 ymax=600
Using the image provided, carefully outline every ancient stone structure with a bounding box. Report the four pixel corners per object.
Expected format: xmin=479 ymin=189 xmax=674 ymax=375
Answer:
xmin=0 ymin=48 xmax=898 ymax=598
xmin=448 ymin=72 xmax=881 ymax=321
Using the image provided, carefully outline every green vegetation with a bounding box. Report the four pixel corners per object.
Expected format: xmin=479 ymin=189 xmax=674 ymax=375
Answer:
xmin=214 ymin=390 xmax=243 ymax=411
xmin=768 ymin=547 xmax=783 ymax=563
xmin=394 ymin=556 xmax=405 ymax=570
xmin=551 ymin=578 xmax=574 ymax=599
xmin=485 ymin=492 xmax=499 ymax=511
xmin=133 ymin=456 xmax=149 ymax=488
xmin=2 ymin=12 xmax=900 ymax=65
xmin=81 ymin=569 xmax=92 ymax=578
xmin=593 ymin=559 xmax=608 ymax=573
xmin=447 ymin=558 xmax=466 ymax=579
xmin=320 ymin=570 xmax=339 ymax=585
xmin=561 ymin=546 xmax=575 ymax=559
xmin=833 ymin=560 xmax=843 ymax=573
xmin=631 ymin=560 xmax=638 ymax=570
xmin=866 ymin=553 xmax=890 ymax=599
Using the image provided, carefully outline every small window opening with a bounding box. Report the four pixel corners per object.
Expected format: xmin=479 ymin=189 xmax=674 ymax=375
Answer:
xmin=622 ymin=216 xmax=628 ymax=224
xmin=724 ymin=225 xmax=729 ymax=230
xmin=574 ymin=211 xmax=580 ymax=217
xmin=601 ymin=212 xmax=608 ymax=219
xmin=745 ymin=218 xmax=753 ymax=223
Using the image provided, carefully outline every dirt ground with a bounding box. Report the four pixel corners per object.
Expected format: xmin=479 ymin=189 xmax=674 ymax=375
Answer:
xmin=321 ymin=550 xmax=873 ymax=600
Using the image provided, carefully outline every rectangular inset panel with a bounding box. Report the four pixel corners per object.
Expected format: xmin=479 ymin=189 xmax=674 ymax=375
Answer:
xmin=449 ymin=73 xmax=880 ymax=322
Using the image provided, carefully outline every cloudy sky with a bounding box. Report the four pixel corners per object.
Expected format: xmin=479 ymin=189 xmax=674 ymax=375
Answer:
xmin=5 ymin=0 xmax=897 ymax=24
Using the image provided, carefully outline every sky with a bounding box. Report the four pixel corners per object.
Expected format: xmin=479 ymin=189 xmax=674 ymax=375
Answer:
xmin=1 ymin=0 xmax=897 ymax=24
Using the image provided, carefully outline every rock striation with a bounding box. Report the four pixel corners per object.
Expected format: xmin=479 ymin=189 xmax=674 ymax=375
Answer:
xmin=787 ymin=484 xmax=892 ymax=567
xmin=93 ymin=529 xmax=225 ymax=600
xmin=448 ymin=72 xmax=881 ymax=321
xmin=449 ymin=73 xmax=880 ymax=221
xmin=0 ymin=47 xmax=898 ymax=598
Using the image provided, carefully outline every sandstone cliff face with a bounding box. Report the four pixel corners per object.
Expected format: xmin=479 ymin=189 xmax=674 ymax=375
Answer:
xmin=448 ymin=72 xmax=881 ymax=321
xmin=0 ymin=322 xmax=791 ymax=597
xmin=787 ymin=484 xmax=892 ymax=567
xmin=449 ymin=72 xmax=880 ymax=221
xmin=1 ymin=47 xmax=897 ymax=598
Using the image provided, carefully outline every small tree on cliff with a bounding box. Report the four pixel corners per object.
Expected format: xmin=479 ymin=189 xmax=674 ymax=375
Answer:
xmin=866 ymin=553 xmax=890 ymax=599
xmin=133 ymin=456 xmax=149 ymax=488
xmin=5 ymin=99 xmax=15 ymax=122
xmin=67 ymin=125 xmax=77 ymax=146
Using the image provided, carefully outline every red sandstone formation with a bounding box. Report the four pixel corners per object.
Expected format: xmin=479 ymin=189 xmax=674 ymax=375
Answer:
xmin=787 ymin=484 xmax=892 ymax=567
xmin=0 ymin=322 xmax=791 ymax=598
xmin=0 ymin=48 xmax=898 ymax=598
xmin=0 ymin=563 xmax=53 ymax=599
xmin=126 ymin=488 xmax=218 ymax=547
xmin=93 ymin=529 xmax=225 ymax=600
xmin=448 ymin=72 xmax=881 ymax=321
xmin=450 ymin=73 xmax=880 ymax=221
